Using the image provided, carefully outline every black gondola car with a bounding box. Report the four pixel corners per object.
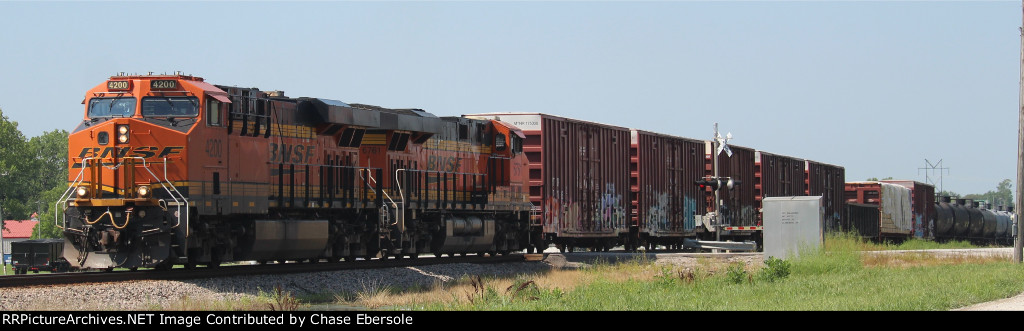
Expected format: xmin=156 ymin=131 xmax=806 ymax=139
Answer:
xmin=11 ymin=239 xmax=71 ymax=274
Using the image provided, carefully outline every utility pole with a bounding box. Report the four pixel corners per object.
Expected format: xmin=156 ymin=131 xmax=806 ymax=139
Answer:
xmin=0 ymin=172 xmax=6 ymax=275
xmin=1 ymin=198 xmax=5 ymax=275
xmin=918 ymin=159 xmax=949 ymax=194
xmin=1015 ymin=0 xmax=1024 ymax=263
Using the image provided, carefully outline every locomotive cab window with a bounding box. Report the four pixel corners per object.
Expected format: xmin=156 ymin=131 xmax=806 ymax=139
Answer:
xmin=207 ymin=99 xmax=222 ymax=126
xmin=495 ymin=133 xmax=507 ymax=151
xmin=142 ymin=96 xmax=199 ymax=117
xmin=511 ymin=135 xmax=522 ymax=154
xmin=88 ymin=97 xmax=137 ymax=118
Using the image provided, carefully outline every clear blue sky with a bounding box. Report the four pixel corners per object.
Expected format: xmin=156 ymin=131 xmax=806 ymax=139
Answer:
xmin=0 ymin=1 xmax=1019 ymax=197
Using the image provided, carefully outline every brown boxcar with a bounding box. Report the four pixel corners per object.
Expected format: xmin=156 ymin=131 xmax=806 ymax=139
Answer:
xmin=755 ymin=151 xmax=807 ymax=201
xmin=630 ymin=130 xmax=705 ymax=249
xmin=464 ymin=113 xmax=632 ymax=252
xmin=880 ymin=180 xmax=936 ymax=240
xmin=702 ymin=142 xmax=758 ymax=239
xmin=805 ymin=160 xmax=846 ymax=233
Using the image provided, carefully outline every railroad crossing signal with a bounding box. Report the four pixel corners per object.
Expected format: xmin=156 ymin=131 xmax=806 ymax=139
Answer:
xmin=715 ymin=130 xmax=732 ymax=157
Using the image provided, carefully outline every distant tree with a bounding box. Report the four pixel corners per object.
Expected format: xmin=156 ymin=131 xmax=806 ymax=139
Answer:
xmin=996 ymin=179 xmax=1014 ymax=208
xmin=937 ymin=190 xmax=960 ymax=199
xmin=0 ymin=108 xmax=71 ymax=225
xmin=0 ymin=107 xmax=30 ymax=220
xmin=962 ymin=179 xmax=1014 ymax=209
xmin=31 ymin=186 xmax=68 ymax=239
xmin=865 ymin=177 xmax=893 ymax=181
xmin=26 ymin=129 xmax=69 ymax=195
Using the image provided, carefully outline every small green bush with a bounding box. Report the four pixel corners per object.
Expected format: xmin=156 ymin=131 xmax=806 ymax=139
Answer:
xmin=757 ymin=257 xmax=791 ymax=282
xmin=726 ymin=262 xmax=749 ymax=284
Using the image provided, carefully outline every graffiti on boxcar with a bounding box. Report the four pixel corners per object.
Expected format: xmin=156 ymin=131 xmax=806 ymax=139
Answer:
xmin=598 ymin=183 xmax=625 ymax=229
xmin=683 ymin=196 xmax=697 ymax=231
xmin=646 ymin=191 xmax=669 ymax=231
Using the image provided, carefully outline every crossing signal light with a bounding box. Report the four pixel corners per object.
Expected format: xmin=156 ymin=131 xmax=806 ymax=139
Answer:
xmin=694 ymin=178 xmax=741 ymax=191
xmin=695 ymin=179 xmax=720 ymax=190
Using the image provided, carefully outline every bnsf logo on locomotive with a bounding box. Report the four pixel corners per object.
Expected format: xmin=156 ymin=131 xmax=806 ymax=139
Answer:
xmin=269 ymin=143 xmax=316 ymax=163
xmin=77 ymin=146 xmax=184 ymax=160
xmin=426 ymin=156 xmax=461 ymax=172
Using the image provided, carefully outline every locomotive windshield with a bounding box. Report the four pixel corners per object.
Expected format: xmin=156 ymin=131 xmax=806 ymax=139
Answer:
xmin=88 ymin=97 xmax=136 ymax=118
xmin=142 ymin=96 xmax=199 ymax=117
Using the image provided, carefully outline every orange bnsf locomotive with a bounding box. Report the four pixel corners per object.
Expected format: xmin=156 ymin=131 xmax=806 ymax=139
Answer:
xmin=58 ymin=74 xmax=535 ymax=270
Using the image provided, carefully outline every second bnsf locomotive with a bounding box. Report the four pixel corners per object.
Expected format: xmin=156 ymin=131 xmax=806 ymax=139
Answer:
xmin=58 ymin=74 xmax=536 ymax=270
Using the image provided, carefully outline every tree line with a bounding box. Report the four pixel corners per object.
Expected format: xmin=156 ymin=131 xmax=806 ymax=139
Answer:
xmin=0 ymin=107 xmax=67 ymax=239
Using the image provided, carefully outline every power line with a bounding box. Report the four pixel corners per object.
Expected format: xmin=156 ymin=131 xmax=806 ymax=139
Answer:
xmin=918 ymin=159 xmax=949 ymax=194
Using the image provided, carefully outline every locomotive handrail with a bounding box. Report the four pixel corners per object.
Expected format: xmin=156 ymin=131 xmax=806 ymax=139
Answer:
xmin=359 ymin=168 xmax=399 ymax=231
xmin=394 ymin=169 xmax=409 ymax=231
xmin=55 ymin=158 xmax=91 ymax=230
xmin=146 ymin=157 xmax=189 ymax=235
xmin=54 ymin=156 xmax=189 ymax=236
xmin=359 ymin=168 xmax=396 ymax=206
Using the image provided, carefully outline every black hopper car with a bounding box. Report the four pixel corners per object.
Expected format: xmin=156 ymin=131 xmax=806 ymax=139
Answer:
xmin=11 ymin=239 xmax=73 ymax=274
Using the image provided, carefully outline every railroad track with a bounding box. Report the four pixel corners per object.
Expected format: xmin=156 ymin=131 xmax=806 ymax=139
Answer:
xmin=0 ymin=254 xmax=530 ymax=288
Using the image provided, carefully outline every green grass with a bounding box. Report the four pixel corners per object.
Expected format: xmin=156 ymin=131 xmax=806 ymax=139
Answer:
xmin=7 ymin=233 xmax=1017 ymax=311
xmin=823 ymin=231 xmax=980 ymax=251
xmin=409 ymin=234 xmax=1024 ymax=311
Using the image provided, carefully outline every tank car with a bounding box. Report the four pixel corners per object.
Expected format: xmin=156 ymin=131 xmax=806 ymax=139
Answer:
xmin=935 ymin=199 xmax=1011 ymax=245
xmin=57 ymin=74 xmax=534 ymax=270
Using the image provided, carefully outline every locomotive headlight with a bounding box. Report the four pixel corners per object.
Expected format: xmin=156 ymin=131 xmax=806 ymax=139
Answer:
xmin=116 ymin=124 xmax=129 ymax=144
xmin=76 ymin=186 xmax=90 ymax=198
xmin=137 ymin=185 xmax=150 ymax=197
